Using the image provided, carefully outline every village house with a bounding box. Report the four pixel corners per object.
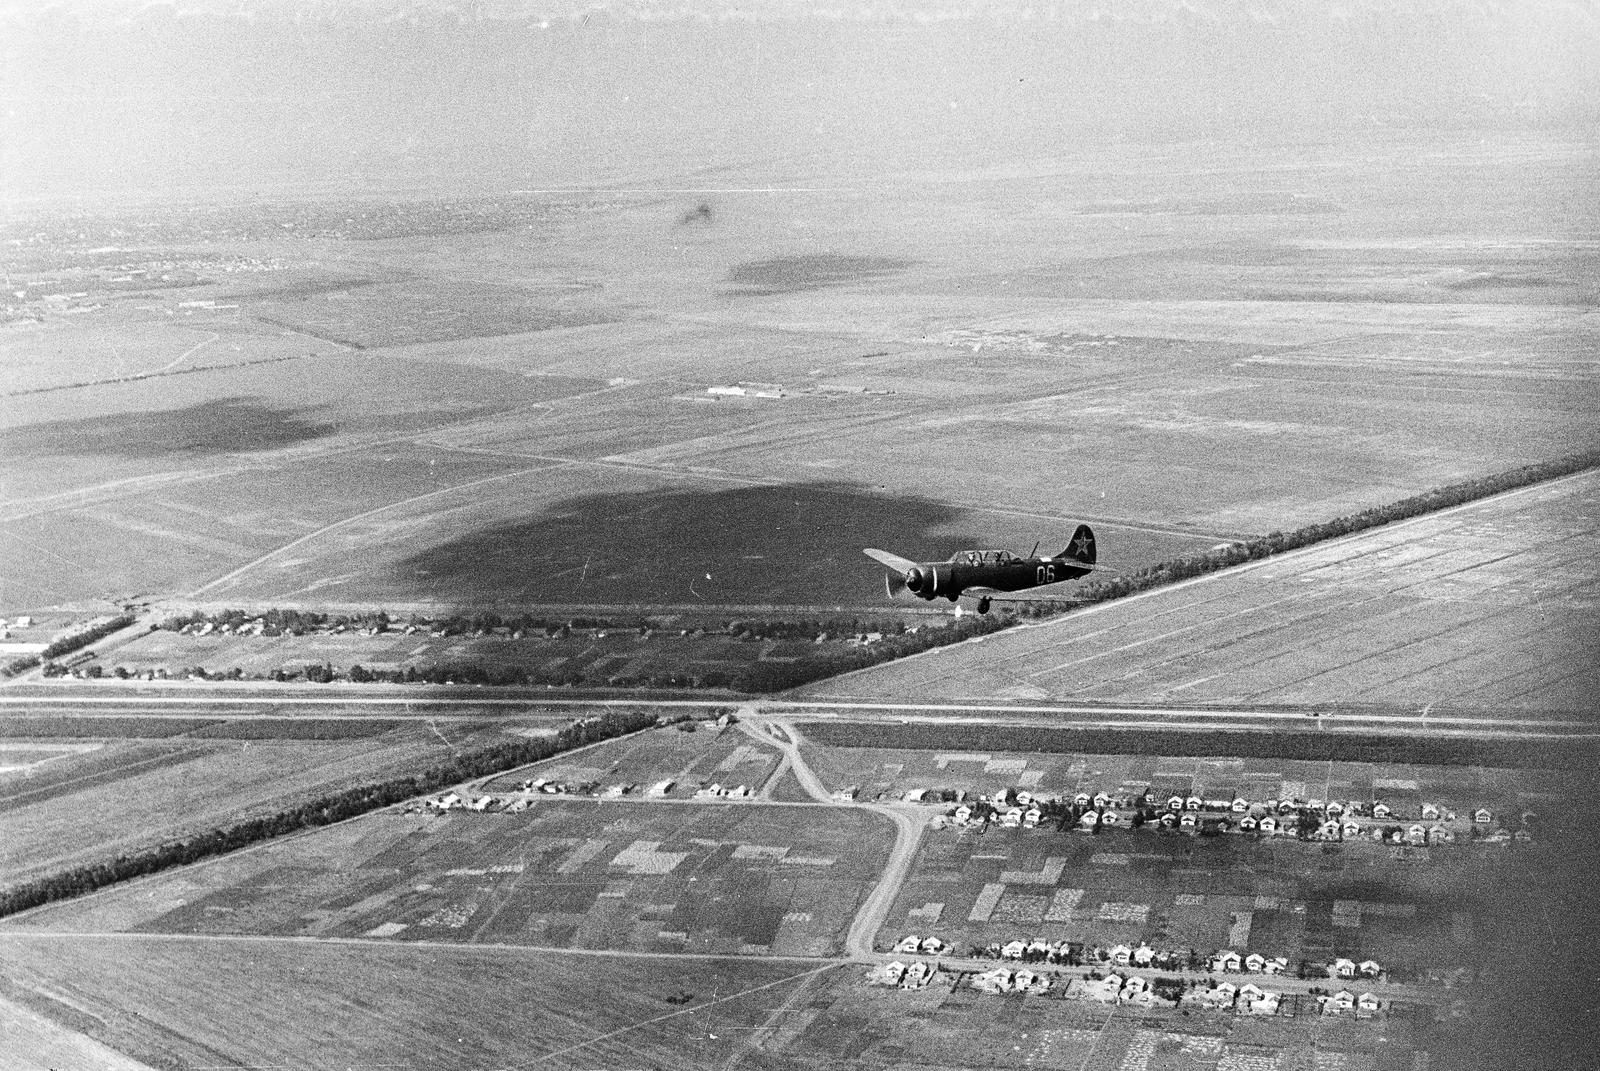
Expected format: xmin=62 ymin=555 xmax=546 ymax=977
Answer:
xmin=1239 ymin=815 xmax=1259 ymax=832
xmin=1323 ymin=990 xmax=1357 ymax=1015
xmin=1167 ymin=794 xmax=1185 ymax=811
xmin=1357 ymin=992 xmax=1382 ymax=1016
xmin=1210 ymin=950 xmax=1243 ymax=973
xmin=1474 ymin=808 xmax=1493 ymax=824
xmin=1333 ymin=958 xmax=1358 ymax=979
xmin=1079 ymin=811 xmax=1100 ymax=829
xmin=1001 ymin=940 xmax=1027 ymax=960
xmin=1132 ymin=944 xmax=1156 ymax=967
xmin=1244 ymin=953 xmax=1266 ymax=973
xmin=1012 ymin=969 xmax=1048 ymax=993
xmin=1179 ymin=813 xmax=1198 ymax=830
xmin=901 ymin=961 xmax=935 ymax=989
xmin=1372 ymin=802 xmax=1393 ymax=819
xmin=1422 ymin=803 xmax=1441 ymax=820
xmin=894 ymin=935 xmax=922 ymax=953
xmin=1359 ymin=959 xmax=1382 ymax=977
xmin=973 ymin=967 xmax=1012 ymax=994
xmin=1258 ymin=815 xmax=1279 ymax=835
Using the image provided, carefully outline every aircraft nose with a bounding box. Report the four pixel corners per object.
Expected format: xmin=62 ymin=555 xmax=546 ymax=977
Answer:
xmin=905 ymin=567 xmax=925 ymax=593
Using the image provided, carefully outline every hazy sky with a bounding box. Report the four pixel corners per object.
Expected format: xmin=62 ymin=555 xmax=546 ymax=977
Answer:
xmin=2 ymin=1 xmax=1597 ymax=203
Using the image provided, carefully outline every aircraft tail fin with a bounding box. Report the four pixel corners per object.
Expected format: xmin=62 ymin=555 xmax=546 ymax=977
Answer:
xmin=1056 ymin=523 xmax=1096 ymax=566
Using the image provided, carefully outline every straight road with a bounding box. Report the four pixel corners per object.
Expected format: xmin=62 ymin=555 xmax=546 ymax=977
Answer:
xmin=2 ymin=686 xmax=1593 ymax=739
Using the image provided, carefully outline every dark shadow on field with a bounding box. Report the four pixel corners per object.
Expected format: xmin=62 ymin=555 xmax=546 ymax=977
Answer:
xmin=0 ymin=397 xmax=335 ymax=458
xmin=726 ymin=255 xmax=915 ymax=296
xmin=393 ymin=480 xmax=983 ymax=607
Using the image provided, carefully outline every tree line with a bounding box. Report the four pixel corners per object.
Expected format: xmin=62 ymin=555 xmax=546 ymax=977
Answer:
xmin=0 ymin=707 xmax=664 ymax=920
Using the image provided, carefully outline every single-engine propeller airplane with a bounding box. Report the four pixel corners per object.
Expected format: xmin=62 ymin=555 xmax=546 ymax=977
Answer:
xmin=864 ymin=524 xmax=1099 ymax=615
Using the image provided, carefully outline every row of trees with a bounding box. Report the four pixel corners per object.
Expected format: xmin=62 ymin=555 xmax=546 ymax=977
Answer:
xmin=0 ymin=707 xmax=662 ymax=919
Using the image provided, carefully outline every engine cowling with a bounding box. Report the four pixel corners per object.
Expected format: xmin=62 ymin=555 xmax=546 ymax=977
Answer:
xmin=905 ymin=564 xmax=949 ymax=599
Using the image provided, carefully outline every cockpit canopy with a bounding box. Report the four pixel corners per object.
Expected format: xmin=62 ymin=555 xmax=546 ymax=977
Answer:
xmin=950 ymin=549 xmax=1021 ymax=565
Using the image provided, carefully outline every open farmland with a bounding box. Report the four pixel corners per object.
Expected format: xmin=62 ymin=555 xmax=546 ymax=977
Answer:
xmin=11 ymin=797 xmax=893 ymax=957
xmin=0 ymin=933 xmax=1454 ymax=1071
xmin=0 ymin=721 xmax=531 ymax=885
xmin=3 ymin=133 xmax=1596 ymax=618
xmin=801 ymin=470 xmax=1600 ymax=712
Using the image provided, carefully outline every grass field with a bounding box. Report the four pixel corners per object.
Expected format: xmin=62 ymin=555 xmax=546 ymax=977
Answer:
xmin=800 ymin=470 xmax=1600 ymax=712
xmin=2 ymin=131 xmax=1594 ymax=617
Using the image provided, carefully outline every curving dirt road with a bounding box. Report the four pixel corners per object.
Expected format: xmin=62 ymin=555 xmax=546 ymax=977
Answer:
xmin=736 ymin=709 xmax=930 ymax=959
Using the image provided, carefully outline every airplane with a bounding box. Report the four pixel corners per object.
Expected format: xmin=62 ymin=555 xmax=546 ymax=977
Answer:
xmin=864 ymin=524 xmax=1099 ymax=615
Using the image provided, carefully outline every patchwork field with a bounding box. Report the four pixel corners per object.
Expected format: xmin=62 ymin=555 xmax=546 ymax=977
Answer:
xmin=11 ymin=798 xmax=892 ymax=957
xmin=3 ymin=132 xmax=1595 ymax=617
xmin=798 ymin=745 xmax=1556 ymax=819
xmin=801 ymin=470 xmax=1600 ymax=712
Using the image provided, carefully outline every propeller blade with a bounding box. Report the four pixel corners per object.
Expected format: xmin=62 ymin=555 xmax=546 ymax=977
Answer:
xmin=885 ymin=571 xmax=909 ymax=598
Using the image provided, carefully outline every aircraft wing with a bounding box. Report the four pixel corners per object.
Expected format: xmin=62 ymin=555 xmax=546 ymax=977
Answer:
xmin=863 ymin=548 xmax=919 ymax=573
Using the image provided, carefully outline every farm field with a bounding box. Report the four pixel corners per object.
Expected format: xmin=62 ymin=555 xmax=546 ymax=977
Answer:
xmin=0 ymin=933 xmax=1442 ymax=1071
xmin=883 ymin=819 xmax=1534 ymax=974
xmin=10 ymin=799 xmax=893 ymax=957
xmin=801 ymin=470 xmax=1600 ymax=712
xmin=3 ymin=132 xmax=1596 ymax=617
xmin=0 ymin=721 xmax=526 ymax=885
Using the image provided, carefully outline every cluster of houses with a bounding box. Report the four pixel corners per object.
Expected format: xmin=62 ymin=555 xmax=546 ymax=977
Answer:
xmin=418 ymin=775 xmax=763 ymax=813
xmin=968 ymin=938 xmax=1384 ymax=985
xmin=939 ymin=787 xmax=1526 ymax=845
xmin=972 ymin=967 xmax=1051 ymax=994
xmin=967 ymin=969 xmax=1383 ymax=1018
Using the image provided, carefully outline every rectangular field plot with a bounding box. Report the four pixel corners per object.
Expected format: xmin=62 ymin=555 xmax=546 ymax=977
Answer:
xmin=13 ymin=801 xmax=894 ymax=957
